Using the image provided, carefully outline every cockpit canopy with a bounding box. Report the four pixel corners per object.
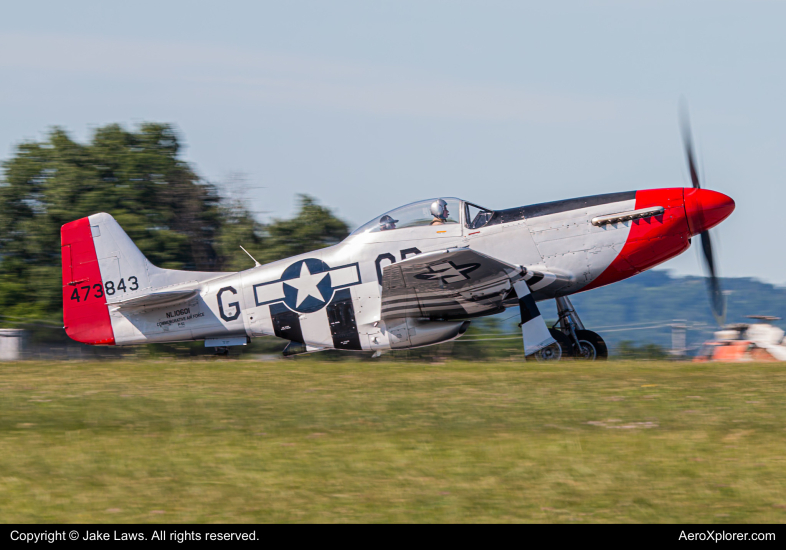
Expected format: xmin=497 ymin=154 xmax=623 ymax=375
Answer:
xmin=350 ymin=198 xmax=495 ymax=236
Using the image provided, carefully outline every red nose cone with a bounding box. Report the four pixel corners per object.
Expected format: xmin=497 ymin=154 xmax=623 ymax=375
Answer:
xmin=684 ymin=188 xmax=735 ymax=236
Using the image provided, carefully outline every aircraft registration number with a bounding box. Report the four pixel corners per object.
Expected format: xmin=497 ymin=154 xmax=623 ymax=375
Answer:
xmin=69 ymin=276 xmax=139 ymax=302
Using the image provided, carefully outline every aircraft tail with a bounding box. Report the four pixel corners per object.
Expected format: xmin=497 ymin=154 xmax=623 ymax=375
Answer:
xmin=61 ymin=213 xmax=228 ymax=345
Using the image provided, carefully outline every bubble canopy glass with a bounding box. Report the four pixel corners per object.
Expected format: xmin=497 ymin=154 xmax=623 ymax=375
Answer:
xmin=350 ymin=198 xmax=463 ymax=235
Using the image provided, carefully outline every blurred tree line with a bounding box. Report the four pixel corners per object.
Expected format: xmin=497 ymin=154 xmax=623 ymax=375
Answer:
xmin=0 ymin=122 xmax=675 ymax=360
xmin=0 ymin=123 xmax=349 ymax=332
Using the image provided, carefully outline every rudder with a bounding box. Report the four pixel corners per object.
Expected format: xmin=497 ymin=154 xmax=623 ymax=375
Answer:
xmin=61 ymin=216 xmax=115 ymax=345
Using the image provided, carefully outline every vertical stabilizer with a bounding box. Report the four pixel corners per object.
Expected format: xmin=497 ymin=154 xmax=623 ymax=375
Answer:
xmin=62 ymin=212 xmax=231 ymax=345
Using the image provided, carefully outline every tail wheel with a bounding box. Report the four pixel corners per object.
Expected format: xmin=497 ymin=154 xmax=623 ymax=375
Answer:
xmin=527 ymin=328 xmax=571 ymax=362
xmin=574 ymin=330 xmax=608 ymax=361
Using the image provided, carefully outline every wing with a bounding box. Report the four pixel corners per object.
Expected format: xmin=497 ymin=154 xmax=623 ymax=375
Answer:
xmin=381 ymin=247 xmax=563 ymax=355
xmin=380 ymin=248 xmax=521 ymax=321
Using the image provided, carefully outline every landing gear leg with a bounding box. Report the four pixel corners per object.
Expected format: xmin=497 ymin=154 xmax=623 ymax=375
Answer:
xmin=554 ymin=296 xmax=608 ymax=360
xmin=512 ymin=279 xmax=560 ymax=361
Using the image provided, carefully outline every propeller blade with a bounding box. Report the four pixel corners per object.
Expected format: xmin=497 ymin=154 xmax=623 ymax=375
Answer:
xmin=699 ymin=230 xmax=726 ymax=326
xmin=679 ymin=100 xmax=701 ymax=189
xmin=680 ymin=100 xmax=726 ymax=325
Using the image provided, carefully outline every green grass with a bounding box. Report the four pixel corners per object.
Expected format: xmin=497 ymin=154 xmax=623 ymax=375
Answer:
xmin=1 ymin=359 xmax=786 ymax=523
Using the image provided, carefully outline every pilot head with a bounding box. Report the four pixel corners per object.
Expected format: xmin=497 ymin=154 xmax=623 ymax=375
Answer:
xmin=379 ymin=214 xmax=398 ymax=231
xmin=430 ymin=199 xmax=449 ymax=223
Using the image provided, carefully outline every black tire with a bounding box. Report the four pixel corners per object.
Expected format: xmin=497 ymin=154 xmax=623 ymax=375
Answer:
xmin=526 ymin=328 xmax=571 ymax=362
xmin=574 ymin=330 xmax=608 ymax=361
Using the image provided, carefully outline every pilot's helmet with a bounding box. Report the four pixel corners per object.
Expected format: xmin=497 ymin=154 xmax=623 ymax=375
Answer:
xmin=430 ymin=199 xmax=449 ymax=220
xmin=379 ymin=214 xmax=399 ymax=230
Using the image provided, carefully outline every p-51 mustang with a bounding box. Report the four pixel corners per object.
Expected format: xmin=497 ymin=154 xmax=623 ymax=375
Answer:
xmin=61 ymin=121 xmax=735 ymax=360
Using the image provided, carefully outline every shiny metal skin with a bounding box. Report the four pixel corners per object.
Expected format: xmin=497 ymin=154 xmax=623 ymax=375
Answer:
xmin=62 ymin=188 xmax=735 ymax=358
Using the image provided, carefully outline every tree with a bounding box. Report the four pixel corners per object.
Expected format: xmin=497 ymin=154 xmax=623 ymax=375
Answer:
xmin=260 ymin=194 xmax=349 ymax=264
xmin=216 ymin=194 xmax=349 ymax=272
xmin=0 ymin=123 xmax=349 ymax=331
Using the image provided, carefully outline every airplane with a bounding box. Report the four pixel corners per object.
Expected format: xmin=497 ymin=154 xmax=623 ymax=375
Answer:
xmin=60 ymin=116 xmax=735 ymax=361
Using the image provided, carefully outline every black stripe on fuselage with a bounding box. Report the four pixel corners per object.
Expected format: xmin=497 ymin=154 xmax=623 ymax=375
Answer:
xmin=525 ymin=273 xmax=544 ymax=286
xmin=326 ymin=289 xmax=362 ymax=350
xmin=485 ymin=191 xmax=636 ymax=227
xmin=270 ymin=303 xmax=304 ymax=344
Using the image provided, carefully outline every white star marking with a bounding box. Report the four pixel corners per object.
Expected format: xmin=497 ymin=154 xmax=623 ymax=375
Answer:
xmin=285 ymin=263 xmax=328 ymax=307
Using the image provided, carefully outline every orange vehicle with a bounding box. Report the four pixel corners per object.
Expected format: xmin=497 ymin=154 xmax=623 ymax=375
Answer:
xmin=694 ymin=317 xmax=786 ymax=362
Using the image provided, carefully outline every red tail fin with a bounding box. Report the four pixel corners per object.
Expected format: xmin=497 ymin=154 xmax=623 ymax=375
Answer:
xmin=61 ymin=217 xmax=115 ymax=345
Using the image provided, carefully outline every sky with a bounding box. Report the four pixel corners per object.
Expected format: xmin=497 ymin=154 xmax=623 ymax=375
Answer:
xmin=2 ymin=1 xmax=784 ymax=284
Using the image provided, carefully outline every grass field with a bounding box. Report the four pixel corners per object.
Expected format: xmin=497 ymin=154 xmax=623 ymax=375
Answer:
xmin=1 ymin=358 xmax=786 ymax=523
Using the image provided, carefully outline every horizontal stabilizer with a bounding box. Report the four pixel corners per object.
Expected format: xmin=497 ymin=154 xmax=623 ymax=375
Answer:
xmin=205 ymin=336 xmax=249 ymax=348
xmin=112 ymin=289 xmax=199 ymax=310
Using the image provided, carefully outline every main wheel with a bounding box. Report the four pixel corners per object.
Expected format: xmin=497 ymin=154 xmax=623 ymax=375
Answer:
xmin=574 ymin=330 xmax=608 ymax=361
xmin=528 ymin=328 xmax=571 ymax=362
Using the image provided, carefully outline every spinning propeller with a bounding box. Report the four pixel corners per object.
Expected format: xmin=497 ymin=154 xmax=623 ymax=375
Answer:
xmin=679 ymin=103 xmax=732 ymax=326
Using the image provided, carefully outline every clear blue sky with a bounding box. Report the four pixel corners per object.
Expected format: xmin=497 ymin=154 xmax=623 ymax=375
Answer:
xmin=2 ymin=1 xmax=783 ymax=283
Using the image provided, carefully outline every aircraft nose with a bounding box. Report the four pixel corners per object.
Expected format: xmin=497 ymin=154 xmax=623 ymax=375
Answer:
xmin=684 ymin=188 xmax=735 ymax=236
